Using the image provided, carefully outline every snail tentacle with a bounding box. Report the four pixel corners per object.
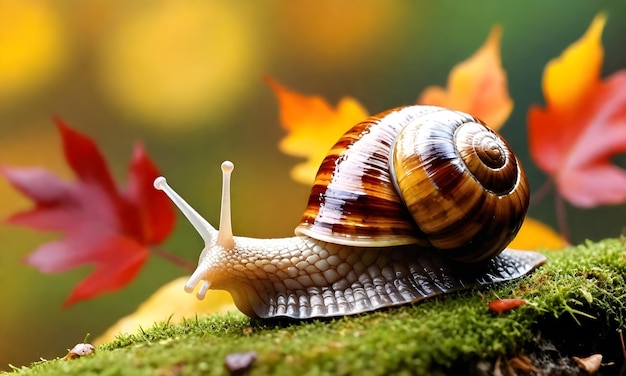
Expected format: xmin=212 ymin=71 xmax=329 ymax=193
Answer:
xmin=217 ymin=161 xmax=235 ymax=250
xmin=154 ymin=176 xmax=217 ymax=244
xmin=155 ymin=163 xmax=237 ymax=296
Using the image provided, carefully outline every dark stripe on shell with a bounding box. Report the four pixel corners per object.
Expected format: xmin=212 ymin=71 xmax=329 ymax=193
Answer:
xmin=297 ymin=106 xmax=445 ymax=246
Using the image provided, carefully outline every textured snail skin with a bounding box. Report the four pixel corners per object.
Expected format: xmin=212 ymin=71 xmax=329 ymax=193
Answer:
xmin=186 ymin=235 xmax=545 ymax=319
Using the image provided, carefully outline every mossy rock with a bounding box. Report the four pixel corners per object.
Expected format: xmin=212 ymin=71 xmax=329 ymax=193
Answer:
xmin=5 ymin=239 xmax=625 ymax=375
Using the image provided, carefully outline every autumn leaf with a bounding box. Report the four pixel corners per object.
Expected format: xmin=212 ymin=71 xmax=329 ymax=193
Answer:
xmin=508 ymin=217 xmax=565 ymax=250
xmin=265 ymin=75 xmax=368 ymax=185
xmin=528 ymin=13 xmax=626 ymax=208
xmin=0 ymin=119 xmax=175 ymax=306
xmin=418 ymin=25 xmax=513 ymax=131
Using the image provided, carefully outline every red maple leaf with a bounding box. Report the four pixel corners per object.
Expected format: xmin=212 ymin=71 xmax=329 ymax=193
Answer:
xmin=528 ymin=14 xmax=626 ymax=208
xmin=0 ymin=119 xmax=175 ymax=306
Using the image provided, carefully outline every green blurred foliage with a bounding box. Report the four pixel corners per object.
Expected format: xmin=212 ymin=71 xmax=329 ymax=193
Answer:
xmin=0 ymin=0 xmax=624 ymax=370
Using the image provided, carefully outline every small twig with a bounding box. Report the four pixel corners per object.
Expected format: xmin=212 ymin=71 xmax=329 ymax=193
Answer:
xmin=619 ymin=331 xmax=625 ymax=376
xmin=619 ymin=330 xmax=626 ymax=364
xmin=554 ymin=193 xmax=571 ymax=245
xmin=151 ymin=247 xmax=196 ymax=271
xmin=529 ymin=179 xmax=553 ymax=207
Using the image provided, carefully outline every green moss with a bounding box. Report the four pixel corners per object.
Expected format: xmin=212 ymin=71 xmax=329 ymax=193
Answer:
xmin=5 ymin=239 xmax=625 ymax=375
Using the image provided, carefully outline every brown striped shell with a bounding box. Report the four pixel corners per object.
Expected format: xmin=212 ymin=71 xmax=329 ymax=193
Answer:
xmin=294 ymin=106 xmax=529 ymax=263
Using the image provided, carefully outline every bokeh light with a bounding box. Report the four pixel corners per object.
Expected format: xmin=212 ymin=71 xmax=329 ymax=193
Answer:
xmin=96 ymin=1 xmax=261 ymax=130
xmin=276 ymin=2 xmax=402 ymax=69
xmin=0 ymin=0 xmax=68 ymax=106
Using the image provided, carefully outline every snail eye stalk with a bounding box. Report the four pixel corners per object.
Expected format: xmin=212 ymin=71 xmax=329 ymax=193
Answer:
xmin=154 ymin=160 xmax=236 ymax=249
xmin=216 ymin=161 xmax=235 ymax=250
xmin=153 ymin=176 xmax=216 ymax=244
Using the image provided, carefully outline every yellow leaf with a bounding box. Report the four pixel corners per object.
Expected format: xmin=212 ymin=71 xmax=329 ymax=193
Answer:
xmin=266 ymin=76 xmax=368 ymax=185
xmin=508 ymin=217 xmax=566 ymax=250
xmin=417 ymin=25 xmax=513 ymax=131
xmin=94 ymin=277 xmax=238 ymax=345
xmin=543 ymin=13 xmax=605 ymax=110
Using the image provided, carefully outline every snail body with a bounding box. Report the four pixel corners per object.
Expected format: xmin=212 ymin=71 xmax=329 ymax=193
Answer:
xmin=155 ymin=105 xmax=546 ymax=319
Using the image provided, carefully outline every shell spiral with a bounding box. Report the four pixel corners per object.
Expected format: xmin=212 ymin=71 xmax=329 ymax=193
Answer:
xmin=295 ymin=106 xmax=529 ymax=263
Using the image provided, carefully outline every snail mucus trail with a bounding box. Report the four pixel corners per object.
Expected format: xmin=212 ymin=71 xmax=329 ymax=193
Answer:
xmin=154 ymin=105 xmax=547 ymax=319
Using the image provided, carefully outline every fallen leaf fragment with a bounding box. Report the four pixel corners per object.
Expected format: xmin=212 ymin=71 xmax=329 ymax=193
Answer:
xmin=572 ymin=354 xmax=602 ymax=374
xmin=224 ymin=351 xmax=257 ymax=375
xmin=266 ymin=75 xmax=368 ymax=185
xmin=418 ymin=25 xmax=513 ymax=130
xmin=508 ymin=354 xmax=532 ymax=373
xmin=488 ymin=298 xmax=527 ymax=314
xmin=63 ymin=343 xmax=95 ymax=360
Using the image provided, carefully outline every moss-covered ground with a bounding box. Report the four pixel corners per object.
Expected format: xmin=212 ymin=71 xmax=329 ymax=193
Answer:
xmin=4 ymin=239 xmax=625 ymax=375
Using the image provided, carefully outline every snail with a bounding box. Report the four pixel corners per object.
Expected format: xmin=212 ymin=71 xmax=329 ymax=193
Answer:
xmin=154 ymin=105 xmax=546 ymax=319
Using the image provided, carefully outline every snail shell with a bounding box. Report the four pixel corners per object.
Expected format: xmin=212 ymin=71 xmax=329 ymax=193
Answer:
xmin=154 ymin=105 xmax=546 ymax=319
xmin=296 ymin=106 xmax=529 ymax=262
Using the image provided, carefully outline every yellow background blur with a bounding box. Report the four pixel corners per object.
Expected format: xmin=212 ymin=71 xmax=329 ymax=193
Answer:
xmin=1 ymin=1 xmax=625 ymax=369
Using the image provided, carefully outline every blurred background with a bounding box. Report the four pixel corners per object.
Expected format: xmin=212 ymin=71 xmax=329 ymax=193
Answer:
xmin=1 ymin=0 xmax=625 ymax=370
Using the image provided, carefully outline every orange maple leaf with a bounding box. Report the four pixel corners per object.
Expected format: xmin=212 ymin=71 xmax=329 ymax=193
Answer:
xmin=418 ymin=25 xmax=513 ymax=131
xmin=508 ymin=217 xmax=565 ymax=250
xmin=528 ymin=13 xmax=626 ymax=208
xmin=265 ymin=75 xmax=368 ymax=185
